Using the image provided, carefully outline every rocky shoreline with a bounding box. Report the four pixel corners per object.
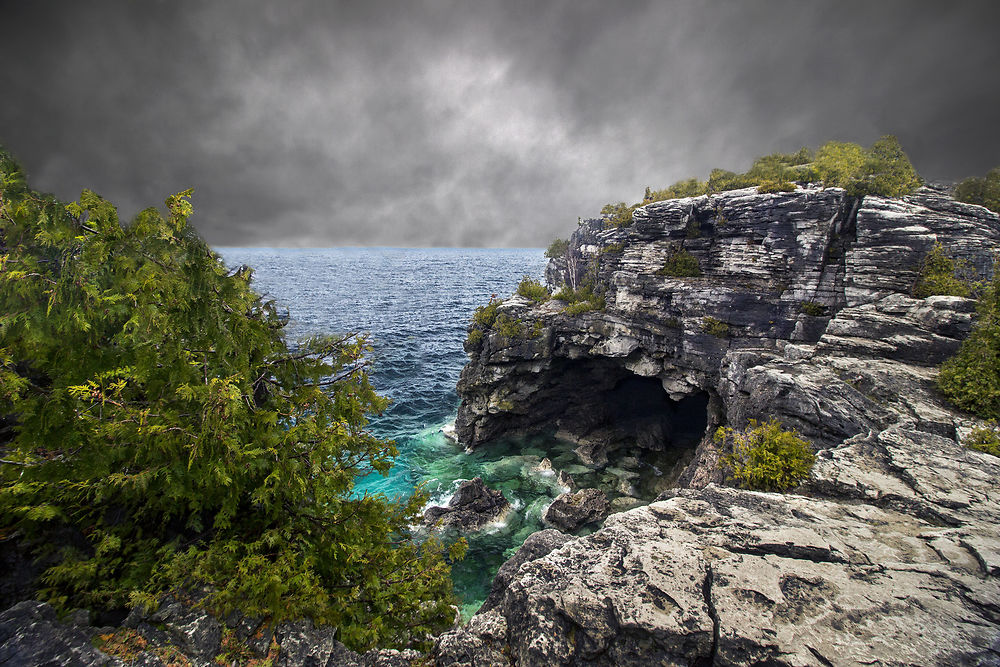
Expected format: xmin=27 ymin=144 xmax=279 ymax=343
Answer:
xmin=2 ymin=184 xmax=999 ymax=665
xmin=437 ymin=184 xmax=1000 ymax=664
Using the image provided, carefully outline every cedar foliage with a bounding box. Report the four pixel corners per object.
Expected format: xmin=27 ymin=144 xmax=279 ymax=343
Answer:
xmin=954 ymin=167 xmax=1000 ymax=213
xmin=939 ymin=273 xmax=1000 ymax=421
xmin=0 ymin=148 xmax=461 ymax=651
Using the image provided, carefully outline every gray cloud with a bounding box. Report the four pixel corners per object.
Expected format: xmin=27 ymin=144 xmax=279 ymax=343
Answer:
xmin=1 ymin=0 xmax=998 ymax=247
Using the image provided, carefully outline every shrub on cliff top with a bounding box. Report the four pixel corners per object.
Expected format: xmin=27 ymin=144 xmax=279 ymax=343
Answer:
xmin=590 ymin=137 xmax=920 ymax=227
xmin=0 ymin=148 xmax=461 ymax=651
xmin=954 ymin=167 xmax=1000 ymax=214
xmin=544 ymin=237 xmax=570 ymax=259
xmin=716 ymin=419 xmax=815 ymax=492
xmin=516 ymin=276 xmax=550 ymax=303
xmin=939 ymin=273 xmax=1000 ymax=420
xmin=554 ymin=284 xmax=605 ymax=314
xmin=600 ymin=201 xmax=637 ymax=228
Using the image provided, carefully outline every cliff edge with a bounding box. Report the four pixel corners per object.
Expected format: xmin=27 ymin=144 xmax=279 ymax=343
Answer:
xmin=437 ymin=185 xmax=1000 ymax=665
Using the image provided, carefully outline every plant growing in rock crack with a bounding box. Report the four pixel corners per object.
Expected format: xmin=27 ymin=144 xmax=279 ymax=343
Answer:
xmin=656 ymin=248 xmax=702 ymax=278
xmin=493 ymin=313 xmax=526 ymax=340
xmin=702 ymin=316 xmax=730 ymax=338
xmin=912 ymin=244 xmax=973 ymax=298
xmin=716 ymin=419 xmax=815 ymax=491
xmin=800 ymin=301 xmax=828 ymax=316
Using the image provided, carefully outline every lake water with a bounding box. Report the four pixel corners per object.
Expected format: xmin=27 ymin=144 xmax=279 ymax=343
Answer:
xmin=216 ymin=247 xmax=563 ymax=616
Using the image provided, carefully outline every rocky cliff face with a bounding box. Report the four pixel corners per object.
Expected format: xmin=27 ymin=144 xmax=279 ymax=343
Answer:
xmin=441 ymin=185 xmax=1000 ymax=665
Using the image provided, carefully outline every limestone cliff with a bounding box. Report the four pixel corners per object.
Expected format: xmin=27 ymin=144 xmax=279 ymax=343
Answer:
xmin=439 ymin=185 xmax=1000 ymax=665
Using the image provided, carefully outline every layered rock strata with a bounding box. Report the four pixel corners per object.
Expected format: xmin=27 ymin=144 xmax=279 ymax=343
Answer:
xmin=441 ymin=185 xmax=1000 ymax=664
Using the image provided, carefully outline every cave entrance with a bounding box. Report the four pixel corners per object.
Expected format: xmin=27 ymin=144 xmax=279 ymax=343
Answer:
xmin=546 ymin=358 xmax=710 ymax=490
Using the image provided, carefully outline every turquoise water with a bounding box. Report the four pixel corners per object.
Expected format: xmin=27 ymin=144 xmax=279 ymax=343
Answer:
xmin=215 ymin=247 xmax=681 ymax=617
xmin=215 ymin=247 xmax=552 ymax=614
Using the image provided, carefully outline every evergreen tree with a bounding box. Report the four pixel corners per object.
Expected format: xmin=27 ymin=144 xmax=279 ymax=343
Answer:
xmin=0 ymin=148 xmax=461 ymax=650
xmin=954 ymin=167 xmax=1000 ymax=213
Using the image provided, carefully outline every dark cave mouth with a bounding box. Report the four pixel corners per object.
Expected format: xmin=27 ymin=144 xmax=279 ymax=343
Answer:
xmin=541 ymin=359 xmax=711 ymax=491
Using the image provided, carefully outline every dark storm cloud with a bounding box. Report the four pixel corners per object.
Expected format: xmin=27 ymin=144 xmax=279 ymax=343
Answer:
xmin=1 ymin=0 xmax=998 ymax=247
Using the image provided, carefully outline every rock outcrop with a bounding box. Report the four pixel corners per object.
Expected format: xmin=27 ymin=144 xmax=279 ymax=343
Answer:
xmin=424 ymin=477 xmax=510 ymax=531
xmin=440 ymin=184 xmax=1000 ymax=664
xmin=0 ymin=596 xmax=422 ymax=666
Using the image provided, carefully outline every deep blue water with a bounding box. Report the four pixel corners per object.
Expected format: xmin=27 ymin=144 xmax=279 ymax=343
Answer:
xmin=216 ymin=247 xmax=554 ymax=615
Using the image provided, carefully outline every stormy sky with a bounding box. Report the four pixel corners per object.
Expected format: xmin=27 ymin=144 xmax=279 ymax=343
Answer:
xmin=2 ymin=1 xmax=998 ymax=247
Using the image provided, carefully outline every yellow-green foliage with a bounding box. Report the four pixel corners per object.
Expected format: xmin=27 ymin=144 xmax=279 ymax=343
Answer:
xmin=545 ymin=238 xmax=570 ymax=259
xmin=0 ymin=148 xmax=461 ymax=651
xmin=656 ymin=248 xmax=702 ymax=277
xmin=554 ymin=284 xmax=605 ymax=314
xmin=954 ymin=167 xmax=1000 ymax=214
xmin=702 ymin=316 xmax=730 ymax=338
xmin=601 ymin=242 xmax=625 ymax=254
xmin=717 ymin=419 xmax=816 ymax=491
xmin=939 ymin=274 xmax=1000 ymax=420
xmin=646 ymin=178 xmax=708 ymax=202
xmin=493 ymin=313 xmax=525 ymax=339
xmin=800 ymin=301 xmax=828 ymax=316
xmin=757 ymin=180 xmax=798 ymax=194
xmin=516 ymin=276 xmax=549 ymax=303
xmin=815 ymin=136 xmax=921 ymax=197
xmin=912 ymin=244 xmax=972 ymax=298
xmin=591 ymin=138 xmax=919 ymax=228
xmin=466 ymin=298 xmax=500 ymax=345
xmin=600 ymin=202 xmax=637 ymax=227
xmin=965 ymin=423 xmax=1000 ymax=457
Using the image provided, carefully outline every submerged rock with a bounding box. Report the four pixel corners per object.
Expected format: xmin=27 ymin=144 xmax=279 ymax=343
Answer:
xmin=424 ymin=477 xmax=510 ymax=531
xmin=542 ymin=488 xmax=610 ymax=532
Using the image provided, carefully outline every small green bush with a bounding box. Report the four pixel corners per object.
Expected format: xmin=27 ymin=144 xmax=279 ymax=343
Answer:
xmin=656 ymin=248 xmax=702 ymax=278
xmin=493 ymin=313 xmax=525 ymax=340
xmin=516 ymin=276 xmax=550 ymax=303
xmin=965 ymin=423 xmax=1000 ymax=457
xmin=685 ymin=218 xmax=701 ymax=239
xmin=703 ymin=316 xmax=730 ymax=338
xmin=466 ymin=298 xmax=501 ymax=345
xmin=554 ymin=284 xmax=605 ymax=314
xmin=912 ymin=244 xmax=972 ymax=298
xmin=471 ymin=299 xmax=501 ymax=329
xmin=717 ymin=418 xmax=816 ymax=491
xmin=954 ymin=167 xmax=1000 ymax=214
xmin=465 ymin=328 xmax=484 ymax=346
xmin=800 ymin=301 xmax=828 ymax=316
xmin=939 ymin=274 xmax=1000 ymax=419
xmin=646 ymin=178 xmax=708 ymax=202
xmin=545 ymin=238 xmax=570 ymax=259
xmin=601 ymin=202 xmax=637 ymax=227
xmin=601 ymin=242 xmax=625 ymax=254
